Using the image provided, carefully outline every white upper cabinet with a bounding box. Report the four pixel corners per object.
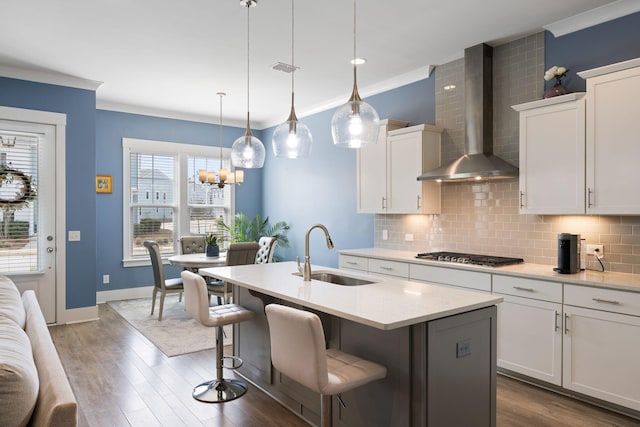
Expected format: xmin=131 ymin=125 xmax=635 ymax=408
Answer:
xmin=357 ymin=119 xmax=407 ymax=213
xmin=579 ymin=58 xmax=640 ymax=214
xmin=357 ymin=122 xmax=442 ymax=214
xmin=513 ymin=94 xmax=586 ymax=214
xmin=512 ymin=56 xmax=640 ymax=215
xmin=386 ymin=124 xmax=442 ymax=214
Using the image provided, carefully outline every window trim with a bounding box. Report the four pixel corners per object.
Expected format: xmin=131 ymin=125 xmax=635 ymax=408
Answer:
xmin=122 ymin=137 xmax=234 ymax=267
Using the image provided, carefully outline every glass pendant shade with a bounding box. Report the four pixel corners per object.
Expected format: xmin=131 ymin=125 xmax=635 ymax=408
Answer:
xmin=231 ymin=131 xmax=266 ymax=168
xmin=331 ymin=97 xmax=379 ymax=148
xmin=273 ymin=119 xmax=312 ymax=158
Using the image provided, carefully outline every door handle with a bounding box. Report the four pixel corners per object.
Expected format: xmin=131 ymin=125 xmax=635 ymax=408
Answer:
xmin=519 ymin=191 xmax=525 ymax=208
xmin=554 ymin=310 xmax=559 ymax=332
xmin=47 ymin=247 xmax=54 ymax=253
xmin=587 ymin=187 xmax=593 ymax=208
xmin=564 ymin=313 xmax=569 ymax=335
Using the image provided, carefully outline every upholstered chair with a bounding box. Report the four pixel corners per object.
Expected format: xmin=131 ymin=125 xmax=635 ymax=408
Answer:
xmin=208 ymin=242 xmax=260 ymax=305
xmin=181 ymin=270 xmax=254 ymax=402
xmin=180 ymin=236 xmax=206 ymax=255
xmin=255 ymin=236 xmax=277 ymax=264
xmin=144 ymin=240 xmax=183 ymax=321
xmin=265 ymin=304 xmax=387 ymax=427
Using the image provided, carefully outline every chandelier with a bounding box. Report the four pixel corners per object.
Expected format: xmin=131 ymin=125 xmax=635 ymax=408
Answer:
xmin=198 ymin=92 xmax=244 ymax=188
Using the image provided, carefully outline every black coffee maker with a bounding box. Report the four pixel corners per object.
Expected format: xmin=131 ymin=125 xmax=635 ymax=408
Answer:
xmin=554 ymin=233 xmax=580 ymax=274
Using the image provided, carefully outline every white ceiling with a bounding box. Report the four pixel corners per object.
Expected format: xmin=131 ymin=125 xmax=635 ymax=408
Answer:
xmin=1 ymin=0 xmax=637 ymax=129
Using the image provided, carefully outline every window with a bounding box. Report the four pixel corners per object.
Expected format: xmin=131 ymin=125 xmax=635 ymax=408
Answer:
xmin=123 ymin=138 xmax=234 ymax=266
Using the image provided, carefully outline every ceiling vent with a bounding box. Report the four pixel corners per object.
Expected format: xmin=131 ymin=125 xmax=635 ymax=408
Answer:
xmin=271 ymin=62 xmax=299 ymax=73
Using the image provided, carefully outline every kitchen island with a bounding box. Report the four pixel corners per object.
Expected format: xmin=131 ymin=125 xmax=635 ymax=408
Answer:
xmin=200 ymin=261 xmax=503 ymax=427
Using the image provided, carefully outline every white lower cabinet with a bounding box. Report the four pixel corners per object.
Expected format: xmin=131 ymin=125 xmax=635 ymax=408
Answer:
xmin=493 ymin=275 xmax=563 ymax=385
xmin=496 ymin=295 xmax=562 ymax=385
xmin=563 ymin=285 xmax=640 ymax=411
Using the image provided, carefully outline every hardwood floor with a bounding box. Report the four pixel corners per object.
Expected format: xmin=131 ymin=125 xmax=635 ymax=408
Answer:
xmin=50 ymin=303 xmax=639 ymax=427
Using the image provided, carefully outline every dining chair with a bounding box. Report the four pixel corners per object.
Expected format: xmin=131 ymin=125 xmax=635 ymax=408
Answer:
xmin=144 ymin=240 xmax=184 ymax=321
xmin=208 ymin=242 xmax=259 ymax=305
xmin=265 ymin=304 xmax=387 ymax=427
xmin=255 ymin=236 xmax=277 ymax=264
xmin=180 ymin=235 xmax=206 ymax=255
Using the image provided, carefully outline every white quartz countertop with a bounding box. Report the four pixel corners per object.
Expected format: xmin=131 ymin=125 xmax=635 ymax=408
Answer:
xmin=199 ymin=261 xmax=502 ymax=330
xmin=339 ymin=248 xmax=640 ymax=293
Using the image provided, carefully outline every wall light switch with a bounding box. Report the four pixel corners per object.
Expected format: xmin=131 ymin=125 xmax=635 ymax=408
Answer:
xmin=404 ymin=233 xmax=414 ymax=242
xmin=68 ymin=231 xmax=81 ymax=241
xmin=382 ymin=230 xmax=388 ymax=240
xmin=102 ymin=275 xmax=110 ymax=284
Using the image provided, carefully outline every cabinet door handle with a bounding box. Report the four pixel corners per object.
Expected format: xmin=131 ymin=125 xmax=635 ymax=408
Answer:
xmin=380 ymin=266 xmax=393 ymax=271
xmin=564 ymin=313 xmax=569 ymax=335
xmin=519 ymin=191 xmax=525 ymax=208
xmin=513 ymin=286 xmax=534 ymax=292
xmin=417 ymin=195 xmax=421 ymax=210
xmin=382 ymin=197 xmax=387 ymax=209
xmin=587 ymin=187 xmax=593 ymax=208
xmin=554 ymin=310 xmax=560 ymax=332
xmin=592 ymin=297 xmax=620 ymax=305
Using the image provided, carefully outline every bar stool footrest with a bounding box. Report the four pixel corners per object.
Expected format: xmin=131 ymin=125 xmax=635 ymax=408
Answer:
xmin=222 ymin=355 xmax=244 ymax=369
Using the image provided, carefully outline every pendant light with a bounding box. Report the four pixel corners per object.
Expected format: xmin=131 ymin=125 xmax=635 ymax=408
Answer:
xmin=330 ymin=0 xmax=379 ymax=148
xmin=271 ymin=0 xmax=312 ymax=158
xmin=231 ymin=0 xmax=266 ymax=169
xmin=198 ymin=92 xmax=244 ymax=187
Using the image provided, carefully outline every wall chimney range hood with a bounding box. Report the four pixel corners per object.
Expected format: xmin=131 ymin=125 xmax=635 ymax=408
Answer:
xmin=418 ymin=43 xmax=518 ymax=182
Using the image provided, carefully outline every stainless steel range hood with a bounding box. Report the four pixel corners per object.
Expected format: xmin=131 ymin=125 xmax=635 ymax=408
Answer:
xmin=418 ymin=44 xmax=518 ymax=182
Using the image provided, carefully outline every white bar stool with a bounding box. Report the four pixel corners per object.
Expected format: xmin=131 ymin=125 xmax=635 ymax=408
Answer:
xmin=181 ymin=271 xmax=254 ymax=402
xmin=265 ymin=304 xmax=387 ymax=427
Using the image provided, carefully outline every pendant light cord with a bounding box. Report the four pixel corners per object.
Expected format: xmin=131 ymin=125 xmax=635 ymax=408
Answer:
xmin=218 ymin=93 xmax=223 ymax=170
xmin=245 ymin=3 xmax=252 ymax=135
xmin=291 ymin=0 xmax=295 ymax=96
xmin=353 ymin=0 xmax=357 ymax=83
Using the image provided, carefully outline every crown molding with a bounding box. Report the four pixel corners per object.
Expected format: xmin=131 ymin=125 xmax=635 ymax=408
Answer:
xmin=96 ymin=100 xmax=246 ymax=128
xmin=543 ymin=0 xmax=640 ymax=37
xmin=0 ymin=64 xmax=102 ymax=91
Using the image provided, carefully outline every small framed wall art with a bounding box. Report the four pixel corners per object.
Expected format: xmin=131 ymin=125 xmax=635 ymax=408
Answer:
xmin=96 ymin=174 xmax=112 ymax=193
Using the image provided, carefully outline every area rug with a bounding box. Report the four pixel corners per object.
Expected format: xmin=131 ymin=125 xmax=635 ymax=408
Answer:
xmin=108 ymin=294 xmax=231 ymax=357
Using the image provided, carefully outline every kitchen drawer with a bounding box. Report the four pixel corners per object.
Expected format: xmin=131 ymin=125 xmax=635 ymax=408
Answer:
xmin=368 ymin=258 xmax=409 ymax=278
xmin=409 ymin=264 xmax=491 ymax=292
xmin=565 ymin=284 xmax=640 ymax=317
xmin=493 ymin=275 xmax=562 ymax=303
xmin=339 ymin=255 xmax=368 ymax=272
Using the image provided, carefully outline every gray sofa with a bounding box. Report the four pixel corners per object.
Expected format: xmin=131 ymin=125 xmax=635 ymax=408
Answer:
xmin=0 ymin=276 xmax=77 ymax=426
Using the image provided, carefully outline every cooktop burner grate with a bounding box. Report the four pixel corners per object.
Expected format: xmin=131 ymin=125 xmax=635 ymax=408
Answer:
xmin=415 ymin=251 xmax=524 ymax=267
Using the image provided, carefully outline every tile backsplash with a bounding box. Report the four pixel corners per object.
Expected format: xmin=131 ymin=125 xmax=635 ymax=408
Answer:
xmin=374 ymin=32 xmax=640 ymax=275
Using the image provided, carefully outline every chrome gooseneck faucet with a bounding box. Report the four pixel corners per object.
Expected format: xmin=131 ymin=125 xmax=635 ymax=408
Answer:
xmin=298 ymin=224 xmax=334 ymax=281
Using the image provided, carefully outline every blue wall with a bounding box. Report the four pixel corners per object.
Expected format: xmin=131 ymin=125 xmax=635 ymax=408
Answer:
xmin=0 ymin=77 xmax=97 ymax=309
xmin=545 ymin=12 xmax=640 ymax=93
xmin=261 ymin=77 xmax=436 ymax=268
xmin=95 ymin=110 xmax=263 ymax=290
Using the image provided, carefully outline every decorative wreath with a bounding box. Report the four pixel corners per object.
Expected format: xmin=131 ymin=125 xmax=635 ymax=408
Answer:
xmin=0 ymin=165 xmax=37 ymax=209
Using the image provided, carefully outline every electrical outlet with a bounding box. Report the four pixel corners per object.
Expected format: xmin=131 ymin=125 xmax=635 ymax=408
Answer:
xmin=404 ymin=233 xmax=414 ymax=242
xmin=586 ymin=244 xmax=604 ymax=256
xmin=382 ymin=230 xmax=388 ymax=241
xmin=102 ymin=274 xmax=110 ymax=284
xmin=456 ymin=339 xmax=472 ymax=358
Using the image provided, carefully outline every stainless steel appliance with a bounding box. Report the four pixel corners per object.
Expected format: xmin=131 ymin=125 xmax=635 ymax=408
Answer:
xmin=415 ymin=251 xmax=524 ymax=267
xmin=554 ymin=233 xmax=581 ymax=274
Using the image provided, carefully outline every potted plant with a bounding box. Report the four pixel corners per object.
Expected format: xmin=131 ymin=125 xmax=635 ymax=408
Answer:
xmin=204 ymin=233 xmax=219 ymax=257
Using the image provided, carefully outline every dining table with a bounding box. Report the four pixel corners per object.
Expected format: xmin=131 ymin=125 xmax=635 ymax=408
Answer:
xmin=167 ymin=252 xmax=227 ymax=269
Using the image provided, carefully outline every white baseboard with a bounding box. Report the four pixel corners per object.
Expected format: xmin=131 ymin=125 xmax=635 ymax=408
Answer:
xmin=96 ymin=286 xmax=154 ymax=304
xmin=58 ymin=305 xmax=99 ymax=325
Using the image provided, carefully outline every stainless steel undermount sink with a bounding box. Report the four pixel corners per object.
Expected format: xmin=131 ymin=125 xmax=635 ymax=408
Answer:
xmin=292 ymin=271 xmax=374 ymax=286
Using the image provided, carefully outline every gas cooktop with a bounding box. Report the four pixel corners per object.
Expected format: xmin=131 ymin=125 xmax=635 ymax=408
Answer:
xmin=415 ymin=251 xmax=524 ymax=267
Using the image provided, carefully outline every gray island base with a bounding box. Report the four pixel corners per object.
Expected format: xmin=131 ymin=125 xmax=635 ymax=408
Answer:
xmin=199 ymin=261 xmax=501 ymax=427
